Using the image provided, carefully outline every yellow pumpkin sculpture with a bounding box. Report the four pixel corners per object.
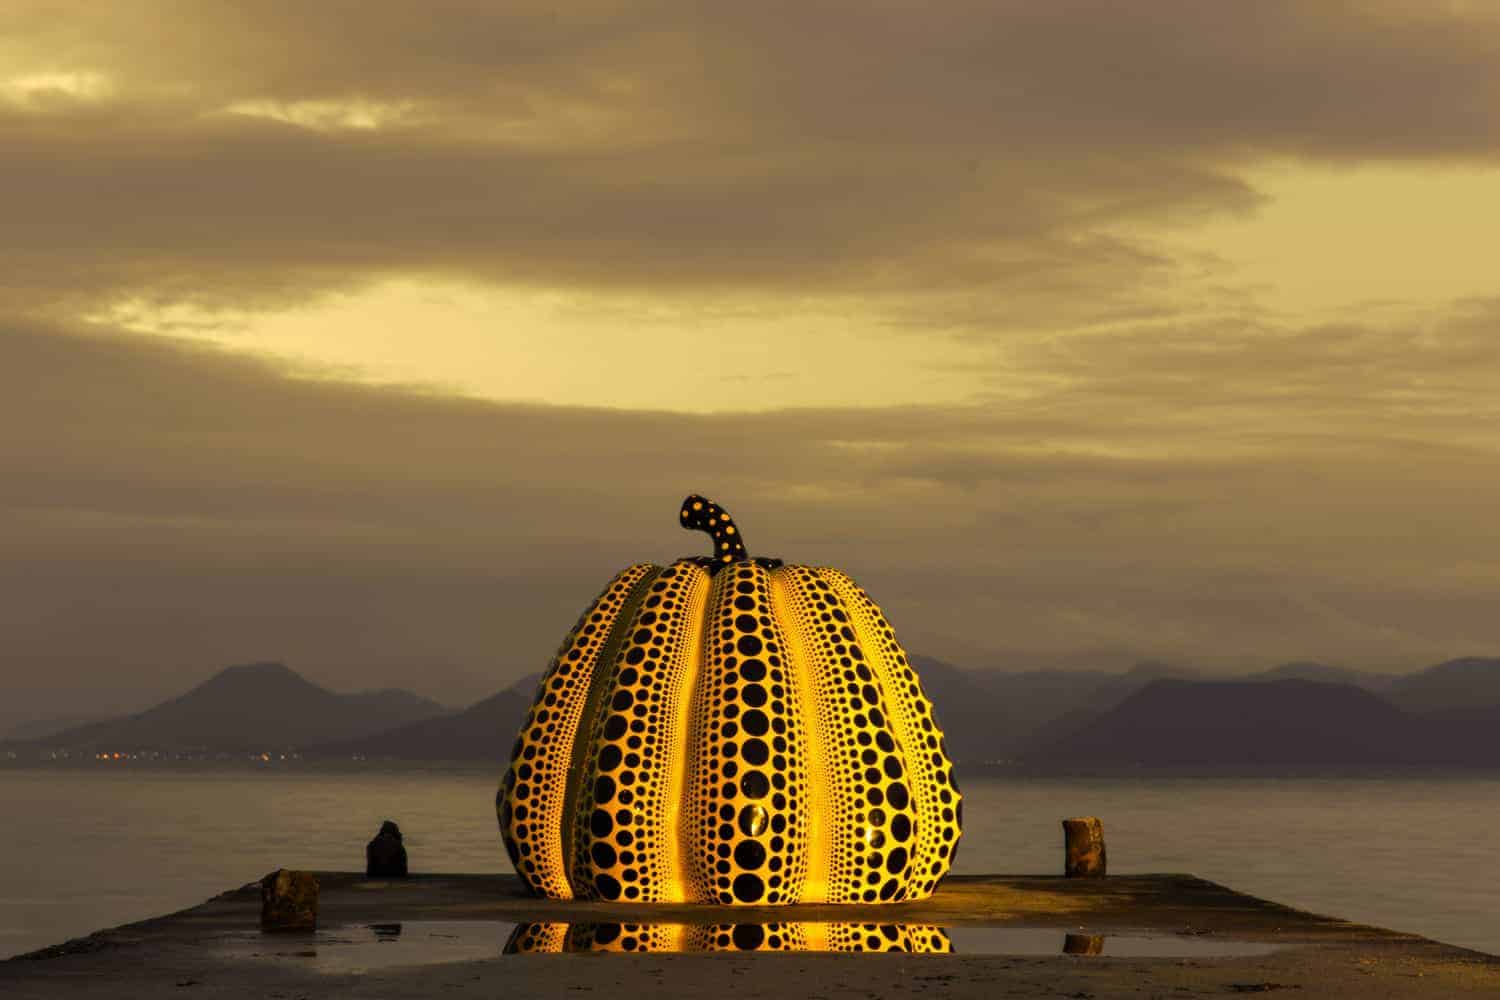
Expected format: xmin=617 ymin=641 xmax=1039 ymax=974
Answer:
xmin=497 ymin=495 xmax=962 ymax=905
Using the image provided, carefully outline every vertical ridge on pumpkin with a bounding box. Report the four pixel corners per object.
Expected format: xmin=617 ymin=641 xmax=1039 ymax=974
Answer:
xmin=568 ymin=561 xmax=710 ymax=901
xmin=687 ymin=562 xmax=808 ymax=904
xmin=659 ymin=561 xmax=710 ymax=900
xmin=820 ymin=568 xmax=962 ymax=900
xmin=497 ymin=562 xmax=656 ymax=899
xmin=682 ymin=568 xmax=730 ymax=903
xmin=557 ymin=565 xmax=665 ymax=898
xmin=769 ymin=565 xmax=831 ymax=901
xmin=771 ymin=567 xmax=919 ymax=902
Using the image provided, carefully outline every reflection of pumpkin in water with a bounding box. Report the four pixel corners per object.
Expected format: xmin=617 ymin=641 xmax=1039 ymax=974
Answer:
xmin=503 ymin=921 xmax=953 ymax=954
xmin=497 ymin=496 xmax=962 ymax=905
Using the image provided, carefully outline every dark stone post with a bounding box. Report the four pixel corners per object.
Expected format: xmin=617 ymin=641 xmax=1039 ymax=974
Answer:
xmin=366 ymin=820 xmax=409 ymax=877
xmin=1062 ymin=816 xmax=1107 ymax=877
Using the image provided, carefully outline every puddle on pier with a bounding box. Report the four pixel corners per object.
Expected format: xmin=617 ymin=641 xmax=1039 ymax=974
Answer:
xmin=220 ymin=920 xmax=1282 ymax=972
xmin=508 ymin=922 xmax=1283 ymax=958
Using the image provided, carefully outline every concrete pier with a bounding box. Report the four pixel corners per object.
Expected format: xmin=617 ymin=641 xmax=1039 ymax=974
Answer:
xmin=4 ymin=873 xmax=1496 ymax=998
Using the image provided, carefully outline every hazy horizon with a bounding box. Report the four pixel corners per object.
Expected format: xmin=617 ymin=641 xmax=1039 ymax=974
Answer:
xmin=5 ymin=3 xmax=1500 ymax=728
xmin=0 ymin=646 xmax=1461 ymax=737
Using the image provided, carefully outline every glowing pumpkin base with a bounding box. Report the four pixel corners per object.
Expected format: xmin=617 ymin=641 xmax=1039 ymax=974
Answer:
xmin=498 ymin=495 xmax=961 ymax=905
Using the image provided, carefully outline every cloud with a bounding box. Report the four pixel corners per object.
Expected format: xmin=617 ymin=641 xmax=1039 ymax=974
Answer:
xmin=2 ymin=1 xmax=1498 ymax=320
xmin=4 ymin=318 xmax=1499 ymax=722
xmin=3 ymin=3 xmax=1500 ymax=722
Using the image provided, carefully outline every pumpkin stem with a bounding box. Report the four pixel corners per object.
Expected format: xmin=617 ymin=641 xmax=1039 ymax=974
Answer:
xmin=679 ymin=494 xmax=750 ymax=569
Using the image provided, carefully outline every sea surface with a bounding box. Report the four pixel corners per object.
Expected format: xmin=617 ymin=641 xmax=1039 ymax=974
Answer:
xmin=2 ymin=766 xmax=1496 ymax=960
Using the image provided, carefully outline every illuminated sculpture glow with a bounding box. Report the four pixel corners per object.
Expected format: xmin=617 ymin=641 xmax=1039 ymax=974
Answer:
xmin=504 ymin=921 xmax=954 ymax=953
xmin=497 ymin=495 xmax=962 ymax=905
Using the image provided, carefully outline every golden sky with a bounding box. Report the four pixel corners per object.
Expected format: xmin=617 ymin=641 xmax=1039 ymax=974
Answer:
xmin=3 ymin=1 xmax=1500 ymax=721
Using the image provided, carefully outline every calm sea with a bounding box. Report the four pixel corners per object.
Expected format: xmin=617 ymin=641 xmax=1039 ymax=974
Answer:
xmin=1 ymin=766 xmax=1495 ymax=959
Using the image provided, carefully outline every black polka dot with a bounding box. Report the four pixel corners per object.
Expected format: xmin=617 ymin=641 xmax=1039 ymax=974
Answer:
xmin=734 ymin=840 xmax=767 ymax=870
xmin=740 ymin=771 xmax=770 ymax=799
xmin=741 ymin=709 xmax=769 ymax=736
xmin=731 ymin=924 xmax=765 ymax=950
xmin=732 ymin=873 xmax=765 ymax=902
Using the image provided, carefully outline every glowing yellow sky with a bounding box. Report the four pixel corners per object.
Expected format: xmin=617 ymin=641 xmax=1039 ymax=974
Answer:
xmin=1163 ymin=164 xmax=1500 ymax=319
xmin=5 ymin=3 xmax=1491 ymax=414
xmin=92 ymin=283 xmax=1002 ymax=411
xmin=6 ymin=2 xmax=1500 ymax=713
xmin=84 ymin=159 xmax=1500 ymax=413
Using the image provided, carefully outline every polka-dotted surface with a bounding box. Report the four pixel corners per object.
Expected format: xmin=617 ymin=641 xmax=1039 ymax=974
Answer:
xmin=686 ymin=564 xmax=807 ymax=904
xmin=821 ymin=568 xmax=963 ymax=898
xmin=773 ymin=566 xmax=921 ymax=902
xmin=504 ymin=921 xmax=953 ymax=953
xmin=569 ymin=562 xmax=711 ymax=902
xmin=497 ymin=564 xmax=656 ymax=900
xmin=497 ymin=558 xmax=962 ymax=904
xmin=678 ymin=494 xmax=747 ymax=569
xmin=503 ymin=921 xmax=569 ymax=953
xmin=564 ymin=921 xmax=685 ymax=953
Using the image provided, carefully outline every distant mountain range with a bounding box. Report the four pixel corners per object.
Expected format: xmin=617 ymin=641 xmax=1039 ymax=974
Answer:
xmin=1038 ymin=678 xmax=1431 ymax=767
xmin=3 ymin=662 xmax=448 ymax=753
xmin=1 ymin=715 xmax=108 ymax=742
xmin=316 ymin=683 xmax=534 ymax=762
xmin=1013 ymin=659 xmax=1500 ymax=771
xmin=1384 ymin=657 xmax=1500 ymax=713
xmin=5 ymin=656 xmax=1498 ymax=771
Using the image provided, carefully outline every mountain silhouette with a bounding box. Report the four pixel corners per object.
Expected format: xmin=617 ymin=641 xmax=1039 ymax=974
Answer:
xmin=1244 ymin=661 xmax=1393 ymax=690
xmin=9 ymin=655 xmax=1498 ymax=768
xmin=14 ymin=662 xmax=446 ymax=752
xmin=1 ymin=715 xmax=107 ymax=742
xmin=923 ymin=657 xmax=1205 ymax=760
xmin=313 ymin=687 xmax=532 ymax=762
xmin=1031 ymin=677 xmax=1498 ymax=769
xmin=1386 ymin=657 xmax=1500 ymax=713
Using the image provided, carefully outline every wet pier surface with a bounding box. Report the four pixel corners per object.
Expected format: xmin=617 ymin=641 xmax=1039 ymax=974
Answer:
xmin=4 ymin=873 xmax=1496 ymax=998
